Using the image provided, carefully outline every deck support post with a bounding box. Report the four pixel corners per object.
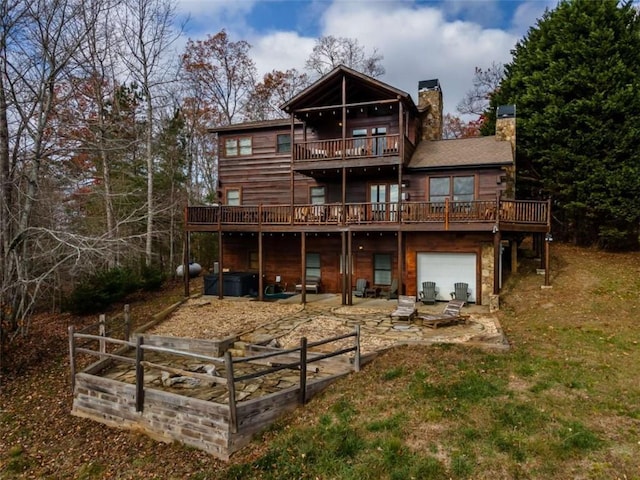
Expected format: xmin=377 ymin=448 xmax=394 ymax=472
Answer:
xmin=341 ymin=231 xmax=347 ymax=305
xmin=300 ymin=233 xmax=306 ymax=304
xmin=397 ymin=231 xmax=403 ymax=296
xmin=183 ymin=226 xmax=190 ymax=297
xmin=347 ymin=231 xmax=353 ymax=305
xmin=258 ymin=228 xmax=263 ymax=301
xmin=218 ymin=232 xmax=224 ymax=300
xmin=493 ymin=228 xmax=501 ymax=295
xmin=511 ymin=239 xmax=518 ymax=274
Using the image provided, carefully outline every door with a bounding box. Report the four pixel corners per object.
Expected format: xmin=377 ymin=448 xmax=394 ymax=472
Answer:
xmin=416 ymin=252 xmax=477 ymax=303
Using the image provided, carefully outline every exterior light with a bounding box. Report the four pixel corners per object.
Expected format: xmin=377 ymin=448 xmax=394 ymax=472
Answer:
xmin=545 ymin=233 xmax=553 ymax=242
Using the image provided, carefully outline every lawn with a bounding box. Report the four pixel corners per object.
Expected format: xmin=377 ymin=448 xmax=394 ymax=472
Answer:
xmin=1 ymin=243 xmax=639 ymax=479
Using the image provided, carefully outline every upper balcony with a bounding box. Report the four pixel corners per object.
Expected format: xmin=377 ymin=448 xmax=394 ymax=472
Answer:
xmin=293 ymin=134 xmax=415 ymax=173
xmin=186 ymin=198 xmax=550 ymax=234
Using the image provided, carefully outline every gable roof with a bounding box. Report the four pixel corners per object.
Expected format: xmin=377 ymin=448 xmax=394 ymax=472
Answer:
xmin=281 ymin=64 xmax=417 ymax=115
xmin=409 ymin=136 xmax=513 ymax=170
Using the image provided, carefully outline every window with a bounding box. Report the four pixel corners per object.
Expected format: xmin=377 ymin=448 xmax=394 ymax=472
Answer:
xmin=226 ymin=188 xmax=241 ymax=205
xmin=248 ymin=251 xmax=258 ymax=270
xmin=310 ymin=186 xmax=325 ymax=205
xmin=277 ymin=134 xmax=291 ymax=153
xmin=374 ymin=254 xmax=392 ymax=285
xmin=429 ymin=176 xmax=475 ymax=203
xmin=370 ymin=183 xmax=399 ymax=220
xmin=372 ymin=127 xmax=387 ymax=155
xmin=306 ymin=253 xmax=321 ymax=278
xmin=225 ymin=137 xmax=252 ymax=156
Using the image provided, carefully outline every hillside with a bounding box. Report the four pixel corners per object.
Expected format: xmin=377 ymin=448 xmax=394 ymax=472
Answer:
xmin=1 ymin=243 xmax=639 ymax=479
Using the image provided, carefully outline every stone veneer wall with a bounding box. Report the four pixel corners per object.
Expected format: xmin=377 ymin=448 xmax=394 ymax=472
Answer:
xmin=480 ymin=243 xmax=495 ymax=306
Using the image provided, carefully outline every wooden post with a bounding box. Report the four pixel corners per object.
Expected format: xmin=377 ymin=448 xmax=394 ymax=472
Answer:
xmin=510 ymin=240 xmax=518 ymax=274
xmin=99 ymin=314 xmax=106 ymax=354
xmin=347 ymin=231 xmax=353 ymax=306
xmin=493 ymin=229 xmax=502 ymax=295
xmin=341 ymin=231 xmax=347 ymax=305
xmin=397 ymin=231 xmax=403 ymax=296
xmin=258 ymin=224 xmax=264 ymax=302
xmin=135 ymin=336 xmax=144 ymax=412
xmin=124 ymin=304 xmax=131 ymax=341
xmin=544 ymin=236 xmax=551 ymax=287
xmin=299 ymin=337 xmax=308 ymax=405
xmin=300 ymin=233 xmax=306 ymax=304
xmin=68 ymin=325 xmax=76 ymax=393
xmin=183 ymin=225 xmax=190 ymax=297
xmin=218 ymin=231 xmax=224 ymax=300
xmin=444 ymin=197 xmax=450 ymax=230
xmin=224 ymin=351 xmax=238 ymax=433
xmin=354 ymin=325 xmax=361 ymax=372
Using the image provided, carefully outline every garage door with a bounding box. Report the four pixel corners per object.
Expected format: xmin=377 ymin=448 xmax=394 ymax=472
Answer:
xmin=417 ymin=253 xmax=477 ymax=303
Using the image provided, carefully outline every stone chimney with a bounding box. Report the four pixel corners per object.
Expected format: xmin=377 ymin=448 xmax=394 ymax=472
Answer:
xmin=495 ymin=104 xmax=516 ymax=151
xmin=418 ymin=79 xmax=442 ymax=141
xmin=496 ymin=105 xmax=516 ymax=198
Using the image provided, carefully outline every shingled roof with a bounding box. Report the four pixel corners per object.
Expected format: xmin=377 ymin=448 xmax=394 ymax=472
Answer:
xmin=409 ymin=136 xmax=513 ymax=170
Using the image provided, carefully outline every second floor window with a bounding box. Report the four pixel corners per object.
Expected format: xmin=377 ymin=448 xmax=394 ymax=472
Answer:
xmin=429 ymin=176 xmax=474 ymax=203
xmin=226 ymin=188 xmax=241 ymax=206
xmin=225 ymin=137 xmax=252 ymax=156
xmin=277 ymin=134 xmax=291 ymax=153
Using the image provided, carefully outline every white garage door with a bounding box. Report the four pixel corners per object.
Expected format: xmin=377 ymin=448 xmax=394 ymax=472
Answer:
xmin=417 ymin=253 xmax=477 ymax=303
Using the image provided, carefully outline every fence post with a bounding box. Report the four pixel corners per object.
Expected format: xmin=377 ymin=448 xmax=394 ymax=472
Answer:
xmin=135 ymin=336 xmax=144 ymax=412
xmin=124 ymin=304 xmax=131 ymax=341
xmin=224 ymin=351 xmax=238 ymax=433
xmin=299 ymin=337 xmax=308 ymax=405
xmin=354 ymin=325 xmax=361 ymax=372
xmin=68 ymin=325 xmax=76 ymax=393
xmin=99 ymin=314 xmax=106 ymax=354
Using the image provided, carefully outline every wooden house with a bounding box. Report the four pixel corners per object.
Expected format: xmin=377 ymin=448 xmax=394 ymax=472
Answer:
xmin=185 ymin=65 xmax=550 ymax=305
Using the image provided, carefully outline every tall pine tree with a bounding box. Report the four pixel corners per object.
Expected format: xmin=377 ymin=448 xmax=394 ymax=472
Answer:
xmin=489 ymin=0 xmax=640 ymax=249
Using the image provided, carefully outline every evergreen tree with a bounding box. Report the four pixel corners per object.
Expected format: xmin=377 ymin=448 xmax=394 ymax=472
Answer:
xmin=489 ymin=0 xmax=640 ymax=249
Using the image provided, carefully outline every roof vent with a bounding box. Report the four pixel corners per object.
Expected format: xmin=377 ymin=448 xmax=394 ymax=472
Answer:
xmin=418 ymin=79 xmax=440 ymax=91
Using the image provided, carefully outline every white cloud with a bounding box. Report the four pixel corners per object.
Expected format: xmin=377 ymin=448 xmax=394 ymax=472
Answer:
xmin=175 ymin=1 xmax=546 ymax=117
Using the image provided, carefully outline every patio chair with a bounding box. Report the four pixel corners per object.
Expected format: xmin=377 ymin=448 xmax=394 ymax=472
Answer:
xmin=390 ymin=295 xmax=417 ymax=323
xmin=418 ymin=281 xmax=438 ymax=305
xmin=450 ymin=282 xmax=470 ymax=304
xmin=417 ymin=299 xmax=469 ymax=329
xmin=380 ymin=278 xmax=398 ymax=300
xmin=353 ymin=278 xmax=368 ymax=298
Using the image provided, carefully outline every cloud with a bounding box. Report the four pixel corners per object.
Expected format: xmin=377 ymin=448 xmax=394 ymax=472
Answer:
xmin=175 ymin=1 xmax=547 ymax=117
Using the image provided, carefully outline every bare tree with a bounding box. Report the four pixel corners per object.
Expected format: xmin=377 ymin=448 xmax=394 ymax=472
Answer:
xmin=457 ymin=62 xmax=504 ymax=117
xmin=305 ymin=35 xmax=385 ymax=78
xmin=181 ymin=30 xmax=257 ymax=125
xmin=118 ymin=0 xmax=180 ymax=267
xmin=244 ymin=68 xmax=310 ymax=121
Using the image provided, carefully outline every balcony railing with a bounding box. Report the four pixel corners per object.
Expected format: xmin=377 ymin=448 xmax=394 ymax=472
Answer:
xmin=187 ymin=199 xmax=549 ymax=230
xmin=294 ymin=134 xmax=400 ymax=161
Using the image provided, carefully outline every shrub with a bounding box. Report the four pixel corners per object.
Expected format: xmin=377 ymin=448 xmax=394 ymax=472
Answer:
xmin=66 ymin=267 xmax=140 ymax=314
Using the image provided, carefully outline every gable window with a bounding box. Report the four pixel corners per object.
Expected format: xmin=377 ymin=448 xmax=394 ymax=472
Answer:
xmin=226 ymin=188 xmax=241 ymax=206
xmin=276 ymin=134 xmax=291 ymax=153
xmin=310 ymin=186 xmax=325 ymax=205
xmin=225 ymin=137 xmax=252 ymax=157
xmin=374 ymin=253 xmax=392 ymax=285
xmin=306 ymin=253 xmax=321 ymax=278
xmin=429 ymin=176 xmax=474 ymax=203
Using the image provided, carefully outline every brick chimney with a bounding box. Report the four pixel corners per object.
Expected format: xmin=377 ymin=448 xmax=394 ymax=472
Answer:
xmin=418 ymin=79 xmax=442 ymax=141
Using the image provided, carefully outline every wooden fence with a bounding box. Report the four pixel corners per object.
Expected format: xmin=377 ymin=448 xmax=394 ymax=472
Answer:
xmin=69 ymin=322 xmax=361 ymax=458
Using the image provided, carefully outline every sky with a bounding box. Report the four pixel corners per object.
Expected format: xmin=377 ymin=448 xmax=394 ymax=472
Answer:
xmin=173 ymin=0 xmax=557 ymax=117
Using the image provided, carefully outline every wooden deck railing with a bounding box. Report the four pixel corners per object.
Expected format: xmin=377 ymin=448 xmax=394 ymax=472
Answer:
xmin=187 ymin=199 xmax=549 ymax=229
xmin=294 ymin=134 xmax=401 ymax=161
